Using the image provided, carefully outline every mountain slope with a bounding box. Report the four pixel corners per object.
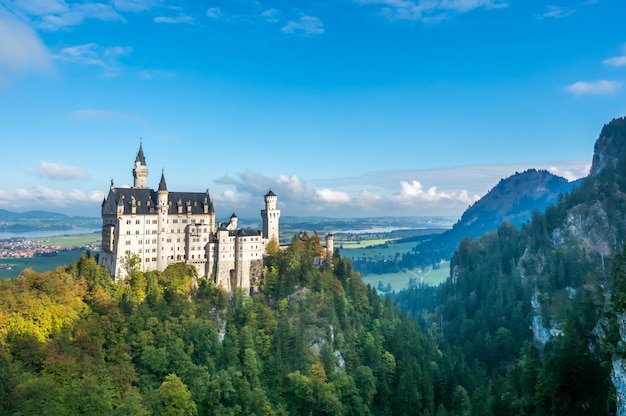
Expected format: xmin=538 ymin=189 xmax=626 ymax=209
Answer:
xmin=413 ymin=168 xmax=579 ymax=264
xmin=394 ymin=115 xmax=626 ymax=415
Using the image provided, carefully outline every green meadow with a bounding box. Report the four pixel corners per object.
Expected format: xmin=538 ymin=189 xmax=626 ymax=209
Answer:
xmin=360 ymin=262 xmax=450 ymax=292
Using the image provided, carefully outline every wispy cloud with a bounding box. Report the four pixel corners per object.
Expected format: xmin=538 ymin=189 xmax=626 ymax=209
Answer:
xmin=537 ymin=5 xmax=575 ymax=19
xmin=35 ymin=161 xmax=89 ymax=180
xmin=281 ymin=15 xmax=324 ymax=36
xmin=537 ymin=1 xmax=598 ymax=20
xmin=354 ymin=0 xmax=507 ymax=22
xmin=604 ymin=43 xmax=626 ymax=67
xmin=0 ymin=16 xmax=53 ymax=85
xmin=154 ymin=14 xmax=193 ymax=24
xmin=35 ymin=2 xmax=124 ymax=30
xmin=260 ymin=8 xmax=279 ymax=23
xmin=566 ymin=80 xmax=622 ymax=95
xmin=139 ymin=69 xmax=175 ymax=80
xmin=206 ymin=7 xmax=222 ymax=19
xmin=56 ymin=43 xmax=132 ymax=76
xmin=112 ymin=0 xmax=158 ymax=12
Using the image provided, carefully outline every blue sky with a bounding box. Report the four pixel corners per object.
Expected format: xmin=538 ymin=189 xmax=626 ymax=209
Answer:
xmin=0 ymin=0 xmax=624 ymax=219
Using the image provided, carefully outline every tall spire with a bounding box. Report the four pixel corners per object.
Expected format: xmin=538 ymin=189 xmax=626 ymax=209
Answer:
xmin=133 ymin=140 xmax=149 ymax=189
xmin=158 ymin=168 xmax=168 ymax=192
xmin=136 ymin=139 xmax=146 ymax=166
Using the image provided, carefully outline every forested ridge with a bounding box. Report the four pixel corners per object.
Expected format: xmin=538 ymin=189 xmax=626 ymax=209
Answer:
xmin=393 ymin=116 xmax=626 ymax=415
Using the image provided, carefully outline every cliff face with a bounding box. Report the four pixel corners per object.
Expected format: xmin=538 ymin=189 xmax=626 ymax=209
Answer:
xmin=590 ymin=117 xmax=626 ymax=176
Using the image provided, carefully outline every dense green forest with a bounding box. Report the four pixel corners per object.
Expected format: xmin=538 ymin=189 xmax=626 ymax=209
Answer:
xmin=0 ymin=236 xmax=479 ymax=415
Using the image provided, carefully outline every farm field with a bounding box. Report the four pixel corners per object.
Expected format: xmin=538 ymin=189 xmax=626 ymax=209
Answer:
xmin=42 ymin=232 xmax=101 ymax=247
xmin=361 ymin=262 xmax=450 ymax=292
xmin=339 ymin=241 xmax=420 ymax=260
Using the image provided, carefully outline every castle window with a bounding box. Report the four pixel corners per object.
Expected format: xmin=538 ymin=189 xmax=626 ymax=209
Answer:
xmin=127 ymin=230 xmax=131 ymax=235
xmin=127 ymin=220 xmax=131 ymax=224
xmin=136 ymin=230 xmax=140 ymax=234
xmin=173 ymin=219 xmax=178 ymax=223
xmin=182 ymin=219 xmax=187 ymax=223
xmin=136 ymin=219 xmax=140 ymax=224
xmin=125 ymin=241 xmax=131 ymax=245
xmin=152 ymin=220 xmax=157 ymax=224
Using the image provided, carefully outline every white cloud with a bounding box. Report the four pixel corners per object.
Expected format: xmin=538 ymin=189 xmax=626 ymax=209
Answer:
xmin=154 ymin=14 xmax=193 ymax=24
xmin=112 ymin=0 xmax=157 ymax=12
xmin=547 ymin=163 xmax=590 ymax=181
xmin=206 ymin=7 xmax=222 ymax=19
xmin=13 ymin=0 xmax=69 ymax=16
xmin=537 ymin=5 xmax=574 ymax=19
xmin=261 ymin=8 xmax=279 ymax=23
xmin=603 ymin=44 xmax=626 ymax=67
xmin=354 ymin=0 xmax=506 ymax=22
xmin=36 ymin=161 xmax=89 ymax=180
xmin=566 ymin=80 xmax=621 ymax=95
xmin=56 ymin=43 xmax=132 ymax=76
xmin=0 ymin=186 xmax=105 ymax=212
xmin=604 ymin=56 xmax=626 ymax=67
xmin=281 ymin=16 xmax=324 ymax=36
xmin=0 ymin=16 xmax=53 ymax=84
xmin=316 ymin=189 xmax=351 ymax=204
xmin=36 ymin=2 xmax=124 ymax=30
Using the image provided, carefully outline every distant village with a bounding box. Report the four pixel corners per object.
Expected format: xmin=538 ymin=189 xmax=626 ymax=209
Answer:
xmin=0 ymin=237 xmax=99 ymax=264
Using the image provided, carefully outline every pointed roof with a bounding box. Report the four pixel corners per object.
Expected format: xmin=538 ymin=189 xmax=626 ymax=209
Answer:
xmin=230 ymin=212 xmax=237 ymax=218
xmin=158 ymin=169 xmax=167 ymax=192
xmin=265 ymin=189 xmax=276 ymax=197
xmin=135 ymin=141 xmax=146 ymax=165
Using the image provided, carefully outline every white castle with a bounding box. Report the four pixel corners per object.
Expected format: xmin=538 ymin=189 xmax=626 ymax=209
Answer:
xmin=98 ymin=144 xmax=280 ymax=293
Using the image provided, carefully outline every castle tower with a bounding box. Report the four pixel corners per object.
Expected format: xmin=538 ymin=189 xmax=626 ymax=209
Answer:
xmin=157 ymin=170 xmax=168 ymax=270
xmin=261 ymin=190 xmax=280 ymax=242
xmin=133 ymin=142 xmax=149 ymax=189
xmin=325 ymin=233 xmax=334 ymax=261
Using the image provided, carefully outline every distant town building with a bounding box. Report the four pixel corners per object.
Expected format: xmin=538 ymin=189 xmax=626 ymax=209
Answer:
xmin=98 ymin=144 xmax=280 ymax=293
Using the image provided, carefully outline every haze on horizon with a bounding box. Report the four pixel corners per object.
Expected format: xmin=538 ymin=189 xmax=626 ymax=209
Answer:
xmin=1 ymin=0 xmax=622 ymax=219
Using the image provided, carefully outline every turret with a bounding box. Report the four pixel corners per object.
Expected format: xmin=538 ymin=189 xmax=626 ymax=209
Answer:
xmin=157 ymin=170 xmax=168 ymax=270
xmin=261 ymin=190 xmax=280 ymax=242
xmin=228 ymin=212 xmax=238 ymax=230
xmin=325 ymin=233 xmax=334 ymax=261
xmin=133 ymin=142 xmax=149 ymax=189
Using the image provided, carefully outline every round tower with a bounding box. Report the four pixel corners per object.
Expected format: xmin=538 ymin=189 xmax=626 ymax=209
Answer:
xmin=261 ymin=190 xmax=280 ymax=242
xmin=133 ymin=142 xmax=149 ymax=189
xmin=157 ymin=170 xmax=168 ymax=270
xmin=325 ymin=233 xmax=334 ymax=260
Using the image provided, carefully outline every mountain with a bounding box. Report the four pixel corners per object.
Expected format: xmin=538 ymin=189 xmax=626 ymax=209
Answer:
xmin=405 ymin=168 xmax=580 ymax=265
xmin=393 ymin=116 xmax=626 ymax=415
xmin=0 ymin=209 xmax=100 ymax=233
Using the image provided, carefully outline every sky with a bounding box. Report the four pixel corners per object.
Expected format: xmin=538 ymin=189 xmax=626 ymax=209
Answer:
xmin=0 ymin=0 xmax=625 ymax=220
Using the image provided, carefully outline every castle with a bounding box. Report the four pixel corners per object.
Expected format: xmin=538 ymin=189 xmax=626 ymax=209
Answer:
xmin=98 ymin=144 xmax=280 ymax=293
